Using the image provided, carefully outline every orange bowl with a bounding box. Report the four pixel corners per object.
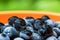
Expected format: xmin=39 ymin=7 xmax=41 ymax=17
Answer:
xmin=0 ymin=11 xmax=60 ymax=24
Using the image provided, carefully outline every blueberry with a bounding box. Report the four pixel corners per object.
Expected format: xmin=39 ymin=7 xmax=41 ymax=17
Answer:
xmin=0 ymin=22 xmax=4 ymax=33
xmin=43 ymin=26 xmax=53 ymax=39
xmin=33 ymin=18 xmax=43 ymax=30
xmin=53 ymin=27 xmax=60 ymax=36
xmin=19 ymin=28 xmax=33 ymax=40
xmin=24 ymin=16 xmax=35 ymax=25
xmin=32 ymin=33 xmax=42 ymax=40
xmin=14 ymin=18 xmax=26 ymax=31
xmin=0 ymin=22 xmax=4 ymax=26
xmin=58 ymin=36 xmax=60 ymax=40
xmin=46 ymin=36 xmax=58 ymax=40
xmin=53 ymin=31 xmax=57 ymax=37
xmin=45 ymin=19 xmax=56 ymax=28
xmin=14 ymin=37 xmax=24 ymax=40
xmin=19 ymin=32 xmax=30 ymax=39
xmin=26 ymin=22 xmax=33 ymax=27
xmin=0 ymin=33 xmax=10 ymax=40
xmin=3 ymin=26 xmax=19 ymax=40
xmin=3 ymin=26 xmax=18 ymax=37
xmin=8 ymin=16 xmax=18 ymax=26
xmin=38 ymin=29 xmax=45 ymax=36
xmin=26 ymin=26 xmax=34 ymax=33
xmin=41 ymin=15 xmax=50 ymax=22
xmin=56 ymin=23 xmax=60 ymax=29
xmin=1 ymin=33 xmax=6 ymax=37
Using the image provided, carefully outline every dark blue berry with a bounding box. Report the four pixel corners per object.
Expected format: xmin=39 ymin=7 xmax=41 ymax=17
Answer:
xmin=8 ymin=16 xmax=18 ymax=26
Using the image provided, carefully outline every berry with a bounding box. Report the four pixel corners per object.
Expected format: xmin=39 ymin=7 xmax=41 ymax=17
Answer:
xmin=58 ymin=36 xmax=60 ymax=40
xmin=53 ymin=27 xmax=60 ymax=36
xmin=43 ymin=26 xmax=53 ymax=39
xmin=8 ymin=16 xmax=18 ymax=26
xmin=41 ymin=15 xmax=50 ymax=22
xmin=14 ymin=18 xmax=26 ymax=31
xmin=45 ymin=19 xmax=56 ymax=28
xmin=0 ymin=33 xmax=10 ymax=40
xmin=53 ymin=31 xmax=57 ymax=37
xmin=0 ymin=22 xmax=4 ymax=33
xmin=32 ymin=33 xmax=42 ymax=40
xmin=14 ymin=37 xmax=24 ymax=40
xmin=34 ymin=18 xmax=43 ymax=30
xmin=3 ymin=26 xmax=19 ymax=40
xmin=24 ymin=16 xmax=35 ymax=25
xmin=26 ymin=26 xmax=34 ymax=33
xmin=56 ymin=23 xmax=60 ymax=29
xmin=19 ymin=32 xmax=30 ymax=40
xmin=46 ymin=36 xmax=58 ymax=40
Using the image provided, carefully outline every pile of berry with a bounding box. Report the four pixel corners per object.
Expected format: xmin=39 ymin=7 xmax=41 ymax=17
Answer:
xmin=0 ymin=15 xmax=60 ymax=40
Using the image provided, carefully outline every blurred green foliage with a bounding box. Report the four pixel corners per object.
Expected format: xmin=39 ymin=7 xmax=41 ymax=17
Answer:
xmin=0 ymin=0 xmax=60 ymax=12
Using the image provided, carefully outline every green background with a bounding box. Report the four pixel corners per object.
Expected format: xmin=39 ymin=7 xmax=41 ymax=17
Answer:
xmin=0 ymin=0 xmax=60 ymax=12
